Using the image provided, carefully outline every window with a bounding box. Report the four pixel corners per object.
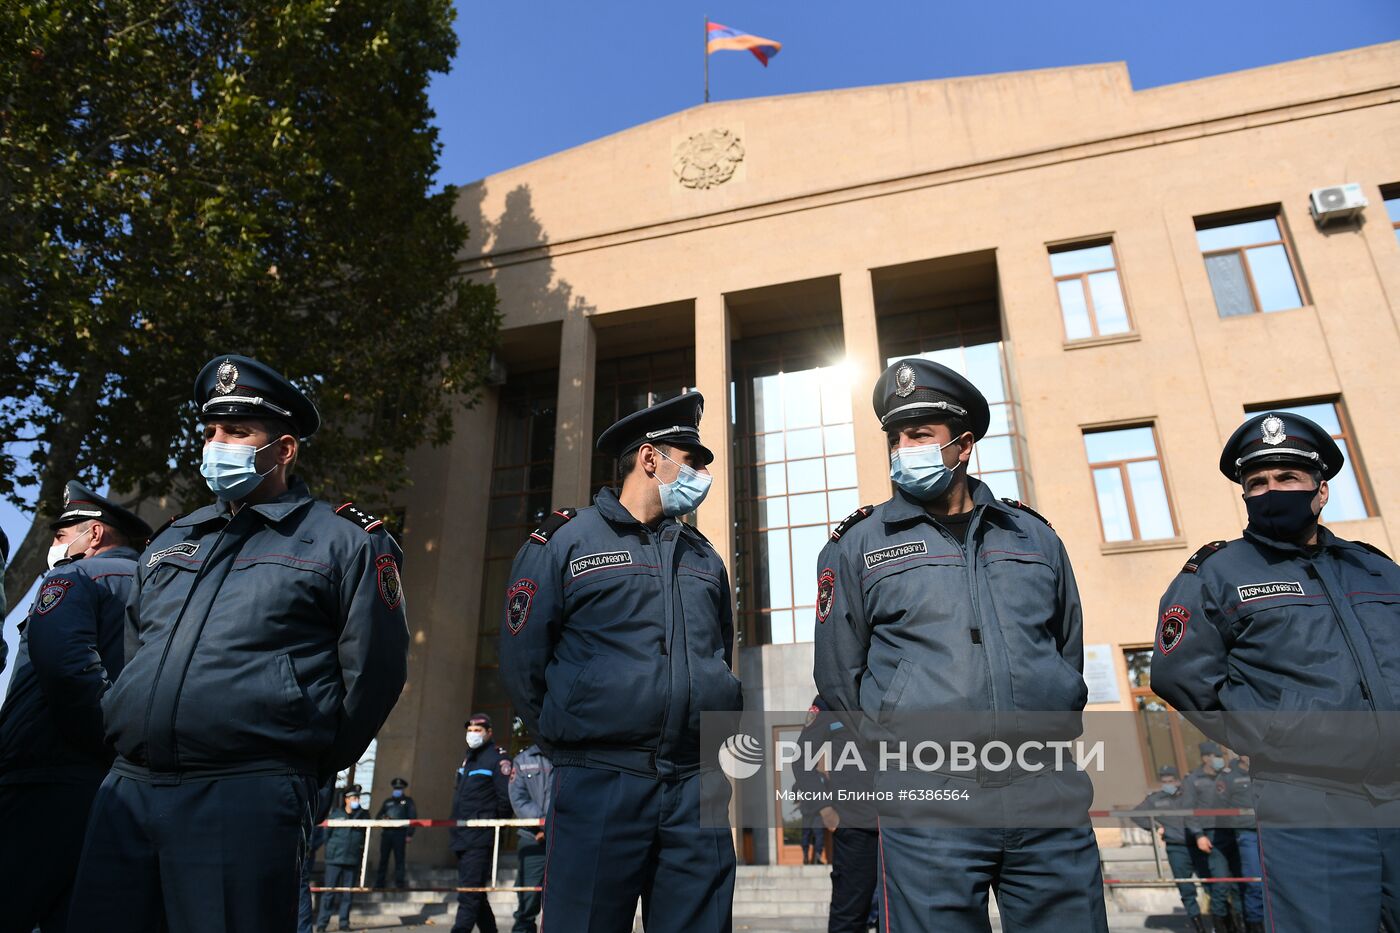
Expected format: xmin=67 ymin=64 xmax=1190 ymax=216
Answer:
xmin=1244 ymin=400 xmax=1375 ymax=521
xmin=1084 ymin=425 xmax=1177 ymax=542
xmin=734 ymin=330 xmax=858 ymax=646
xmin=1125 ymin=647 xmax=1210 ymax=781
xmin=591 ymin=348 xmax=696 ymax=492
xmin=1195 ymin=212 xmax=1304 ymax=317
xmin=472 ymin=369 xmax=558 ymax=740
xmin=1383 ymin=185 xmax=1400 ymax=247
xmin=1049 ymin=241 xmax=1132 ymax=340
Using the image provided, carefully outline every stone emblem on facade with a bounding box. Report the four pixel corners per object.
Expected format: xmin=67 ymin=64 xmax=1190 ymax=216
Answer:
xmin=673 ymin=129 xmax=745 ymax=190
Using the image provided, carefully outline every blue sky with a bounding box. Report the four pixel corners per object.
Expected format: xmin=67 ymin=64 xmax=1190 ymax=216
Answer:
xmin=3 ymin=1 xmax=1398 ymax=675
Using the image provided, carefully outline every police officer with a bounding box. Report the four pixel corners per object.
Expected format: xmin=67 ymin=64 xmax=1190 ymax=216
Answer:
xmin=508 ymin=727 xmax=552 ymax=933
xmin=813 ymin=358 xmax=1108 ymax=933
xmin=0 ymin=481 xmax=151 ymax=933
xmin=1131 ymin=765 xmax=1211 ymax=933
xmin=374 ymin=776 xmax=417 ymax=888
xmin=1152 ymin=411 xmax=1400 ymax=933
xmin=68 ymin=354 xmax=410 ymax=933
xmin=499 ymin=392 xmax=741 ymax=932
xmin=1181 ymin=742 xmax=1240 ymax=933
xmin=1221 ymin=755 xmax=1263 ymax=933
xmin=451 ymin=713 xmax=513 ymax=933
xmin=316 ymin=784 xmax=369 ymax=932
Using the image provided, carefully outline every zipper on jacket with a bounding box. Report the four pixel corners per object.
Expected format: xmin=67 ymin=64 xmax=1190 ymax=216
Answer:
xmin=1306 ymin=562 xmax=1377 ymax=711
xmin=963 ymin=506 xmax=1000 ymax=713
xmin=647 ymin=525 xmax=675 ymax=773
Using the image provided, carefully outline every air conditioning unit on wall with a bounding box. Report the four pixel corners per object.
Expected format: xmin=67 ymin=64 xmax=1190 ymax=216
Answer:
xmin=1309 ymin=184 xmax=1368 ymax=225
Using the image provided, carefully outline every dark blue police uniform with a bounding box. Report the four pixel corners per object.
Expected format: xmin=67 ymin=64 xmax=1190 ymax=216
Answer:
xmin=374 ymin=777 xmax=417 ymax=888
xmin=0 ymin=481 xmax=149 ymax=933
xmin=1152 ymin=411 xmax=1400 ymax=933
xmin=499 ymin=393 xmax=741 ymax=933
xmin=317 ymin=786 xmax=369 ymax=931
xmin=813 ymin=358 xmax=1108 ymax=933
xmin=1130 ymin=766 xmax=1212 ymax=930
xmin=68 ymin=355 xmax=410 ymax=933
xmin=450 ymin=717 xmax=513 ymax=933
xmin=1180 ymin=748 xmax=1241 ymax=928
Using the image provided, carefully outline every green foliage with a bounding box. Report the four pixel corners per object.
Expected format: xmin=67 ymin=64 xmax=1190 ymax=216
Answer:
xmin=0 ymin=0 xmax=499 ymax=520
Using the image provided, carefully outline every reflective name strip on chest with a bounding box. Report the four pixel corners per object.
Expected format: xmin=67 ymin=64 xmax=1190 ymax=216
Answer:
xmin=569 ymin=550 xmax=633 ymax=578
xmin=863 ymin=540 xmax=928 ymax=570
xmin=146 ymin=542 xmax=201 ymax=567
xmin=1237 ymin=581 xmax=1306 ymax=601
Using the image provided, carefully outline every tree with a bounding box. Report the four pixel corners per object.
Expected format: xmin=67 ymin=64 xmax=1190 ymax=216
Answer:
xmin=1 ymin=0 xmax=499 ymax=596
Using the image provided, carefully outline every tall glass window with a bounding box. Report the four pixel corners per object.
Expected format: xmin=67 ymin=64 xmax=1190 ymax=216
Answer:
xmin=1244 ymin=400 xmax=1375 ymax=521
xmin=591 ymin=348 xmax=696 ymax=492
xmin=1049 ymin=240 xmax=1132 ymax=341
xmin=1195 ymin=212 xmax=1305 ymax=317
xmin=472 ymin=370 xmax=558 ymax=735
xmin=1383 ymin=185 xmax=1400 ymax=247
xmin=734 ymin=331 xmax=857 ymax=646
xmin=1084 ymin=424 xmax=1177 ymax=543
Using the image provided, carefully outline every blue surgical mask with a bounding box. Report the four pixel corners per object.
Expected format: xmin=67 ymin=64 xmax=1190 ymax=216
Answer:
xmin=348 ymin=799 xmax=361 ymax=811
xmin=657 ymin=452 xmax=712 ymax=517
xmin=200 ymin=440 xmax=278 ymax=501
xmin=889 ymin=440 xmax=957 ymax=501
xmin=1161 ymin=782 xmax=1179 ymax=795
xmin=1210 ymin=756 xmax=1226 ymax=771
xmin=392 ymin=789 xmax=404 ymax=798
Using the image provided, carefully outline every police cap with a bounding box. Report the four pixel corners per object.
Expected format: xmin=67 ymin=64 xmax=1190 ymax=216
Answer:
xmin=194 ymin=354 xmax=321 ymax=439
xmin=595 ymin=392 xmax=713 ymax=466
xmin=1198 ymin=740 xmax=1221 ymax=756
xmin=1219 ymin=411 xmax=1343 ymax=483
xmin=390 ymin=777 xmax=408 ymax=789
xmin=342 ymin=783 xmax=362 ymax=797
xmin=1158 ymin=764 xmax=1179 ymax=779
xmin=50 ymin=480 xmax=154 ymax=543
xmin=465 ymin=712 xmax=492 ymax=730
xmin=873 ymin=358 xmax=990 ymax=439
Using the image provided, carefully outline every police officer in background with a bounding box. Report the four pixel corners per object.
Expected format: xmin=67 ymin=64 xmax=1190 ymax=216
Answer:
xmin=1152 ymin=411 xmax=1400 ymax=933
xmin=450 ymin=713 xmax=513 ymax=933
xmin=1180 ymin=741 xmax=1241 ymax=933
xmin=814 ymin=358 xmax=1108 ymax=933
xmin=1220 ymin=754 xmax=1263 ymax=932
xmin=0 ymin=481 xmax=151 ymax=933
xmin=508 ymin=725 xmax=553 ymax=933
xmin=374 ymin=776 xmax=417 ymax=888
xmin=316 ymin=784 xmax=369 ymax=932
xmin=68 ymin=354 xmax=410 ymax=933
xmin=1131 ymin=765 xmax=1213 ymax=933
xmin=500 ymin=392 xmax=742 ymax=932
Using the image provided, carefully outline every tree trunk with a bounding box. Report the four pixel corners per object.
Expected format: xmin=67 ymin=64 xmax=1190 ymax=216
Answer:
xmin=4 ymin=379 xmax=101 ymax=600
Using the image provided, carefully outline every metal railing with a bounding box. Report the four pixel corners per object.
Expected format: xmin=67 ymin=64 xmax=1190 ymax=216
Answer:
xmin=1090 ymin=807 xmax=1262 ymax=888
xmin=310 ymin=817 xmax=544 ymax=894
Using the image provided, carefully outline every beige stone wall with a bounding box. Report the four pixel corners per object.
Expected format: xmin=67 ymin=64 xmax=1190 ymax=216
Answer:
xmin=377 ymin=42 xmax=1400 ymax=852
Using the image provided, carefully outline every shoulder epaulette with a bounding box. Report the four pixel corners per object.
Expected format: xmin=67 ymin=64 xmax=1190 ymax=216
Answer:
xmin=831 ymin=505 xmax=875 ymax=542
xmin=1182 ymin=540 xmax=1228 ymax=574
xmin=1001 ymin=498 xmax=1051 ymax=528
xmin=529 ymin=508 xmax=576 ymax=545
xmin=334 ymin=502 xmax=384 ymax=533
xmin=682 ymin=520 xmax=713 ymax=546
xmin=1357 ymin=541 xmax=1394 ymax=563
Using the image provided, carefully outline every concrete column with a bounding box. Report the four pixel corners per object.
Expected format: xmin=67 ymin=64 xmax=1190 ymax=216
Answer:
xmin=551 ymin=310 xmax=597 ymax=509
xmin=839 ymin=267 xmax=891 ymax=505
xmin=694 ymin=294 xmax=735 ymax=577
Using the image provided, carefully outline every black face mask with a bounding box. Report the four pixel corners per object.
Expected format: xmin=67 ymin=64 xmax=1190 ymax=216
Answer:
xmin=1244 ymin=488 xmax=1319 ymax=541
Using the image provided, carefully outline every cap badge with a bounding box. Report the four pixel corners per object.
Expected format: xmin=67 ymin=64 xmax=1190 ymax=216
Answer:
xmin=1261 ymin=414 xmax=1286 ymax=447
xmin=62 ymin=486 xmax=71 ymax=508
xmin=214 ymin=360 xmax=239 ymax=396
xmin=894 ymin=363 xmax=917 ymax=398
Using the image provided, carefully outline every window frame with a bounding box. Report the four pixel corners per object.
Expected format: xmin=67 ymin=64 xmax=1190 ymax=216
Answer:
xmin=1048 ymin=238 xmax=1134 ymax=341
xmin=1194 ymin=207 xmax=1309 ymax=317
xmin=1243 ymin=397 xmax=1378 ymax=519
xmin=1083 ymin=421 xmax=1180 ymax=543
xmin=1381 ymin=184 xmax=1400 ymax=246
xmin=1123 ymin=645 xmax=1202 ymax=782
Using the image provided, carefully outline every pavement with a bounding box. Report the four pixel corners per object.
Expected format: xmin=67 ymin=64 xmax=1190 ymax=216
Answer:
xmin=326 ymin=912 xmax=1201 ymax=931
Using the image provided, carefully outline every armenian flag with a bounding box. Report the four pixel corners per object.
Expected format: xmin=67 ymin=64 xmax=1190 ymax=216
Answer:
xmin=706 ymin=21 xmax=782 ymax=67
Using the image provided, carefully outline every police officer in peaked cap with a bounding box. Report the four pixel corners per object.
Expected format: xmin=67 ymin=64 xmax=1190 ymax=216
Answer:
xmin=448 ymin=713 xmax=512 ymax=933
xmin=499 ymin=391 xmax=742 ymax=932
xmin=0 ymin=480 xmax=151 ymax=933
xmin=68 ymin=354 xmax=409 ymax=933
xmin=813 ymin=357 xmax=1108 ymax=932
xmin=1152 ymin=410 xmax=1400 ymax=933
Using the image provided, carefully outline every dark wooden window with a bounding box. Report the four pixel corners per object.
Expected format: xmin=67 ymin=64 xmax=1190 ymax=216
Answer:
xmin=1195 ymin=211 xmax=1305 ymax=317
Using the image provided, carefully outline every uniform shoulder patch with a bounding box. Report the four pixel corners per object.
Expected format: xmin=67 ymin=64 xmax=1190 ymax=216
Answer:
xmin=1356 ymin=541 xmax=1394 ymax=563
xmin=1182 ymin=541 xmax=1228 ymax=574
xmin=335 ymin=502 xmax=385 ymax=533
xmin=35 ymin=577 xmax=74 ymax=615
xmin=528 ymin=508 xmax=576 ymax=545
xmin=831 ymin=505 xmax=874 ymax=542
xmin=1001 ymin=498 xmax=1051 ymax=528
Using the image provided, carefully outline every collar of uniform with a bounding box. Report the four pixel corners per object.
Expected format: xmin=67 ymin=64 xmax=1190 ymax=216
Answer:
xmin=173 ymin=478 xmax=315 ymax=528
xmin=1241 ymin=522 xmax=1338 ymax=556
xmin=98 ymin=545 xmax=142 ymax=562
xmin=883 ymin=476 xmax=1002 ymax=528
xmin=593 ymin=484 xmax=678 ymax=534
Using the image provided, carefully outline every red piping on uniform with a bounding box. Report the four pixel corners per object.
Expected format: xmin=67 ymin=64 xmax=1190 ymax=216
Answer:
xmin=877 ymin=816 xmax=891 ymax=933
xmin=1257 ymin=826 xmax=1276 ymax=933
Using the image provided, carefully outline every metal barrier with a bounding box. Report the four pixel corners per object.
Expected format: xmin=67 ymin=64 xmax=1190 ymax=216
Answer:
xmin=1090 ymin=807 xmax=1262 ymax=888
xmin=310 ymin=817 xmax=544 ymax=894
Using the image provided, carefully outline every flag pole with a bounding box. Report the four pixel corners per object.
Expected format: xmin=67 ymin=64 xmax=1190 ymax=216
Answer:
xmin=703 ymin=15 xmax=709 ymax=103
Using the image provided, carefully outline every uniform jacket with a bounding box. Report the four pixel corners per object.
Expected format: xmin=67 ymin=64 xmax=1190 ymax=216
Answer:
xmin=1151 ymin=525 xmax=1400 ymax=796
xmin=509 ymin=743 xmax=553 ymax=845
xmin=1130 ymin=788 xmax=1190 ymax=847
xmin=375 ymin=792 xmax=418 ymax=837
xmin=499 ymin=487 xmax=742 ymax=778
xmin=101 ymin=480 xmax=409 ymax=781
xmin=450 ymin=742 xmax=513 ymax=851
xmin=0 ymin=547 xmax=138 ymax=783
xmin=814 ymin=479 xmax=1087 ymax=729
xmin=792 ymin=711 xmax=876 ymax=824
xmin=1181 ymin=765 xmax=1230 ymax=838
xmin=1220 ymin=765 xmax=1256 ymax=830
xmin=322 ymin=804 xmax=369 ymax=866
